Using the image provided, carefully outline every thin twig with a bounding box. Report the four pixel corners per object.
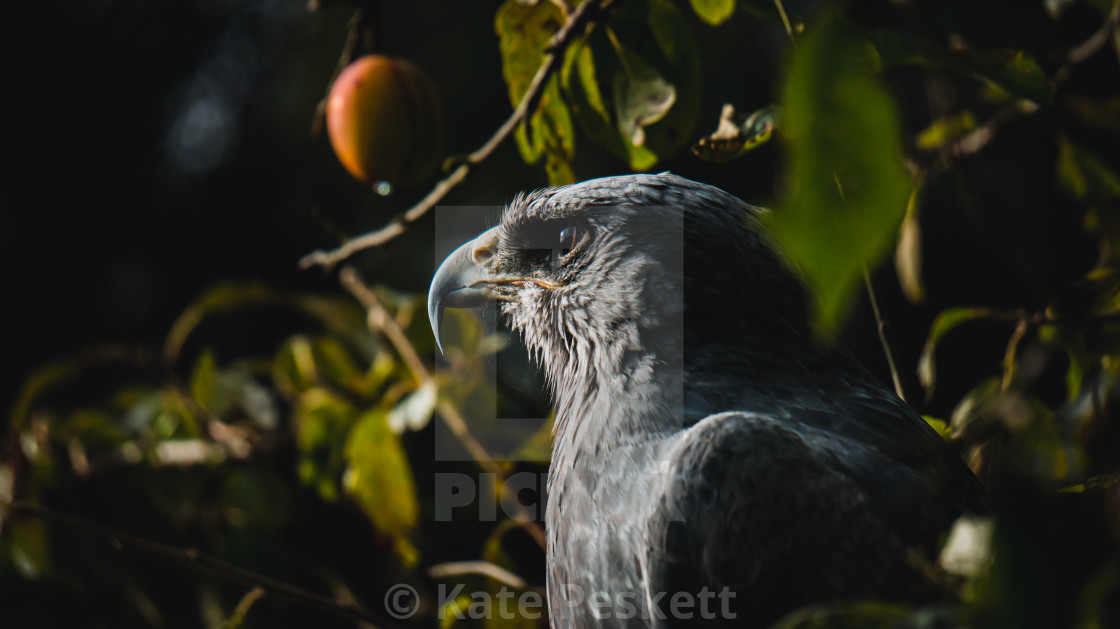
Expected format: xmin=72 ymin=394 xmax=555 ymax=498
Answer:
xmin=911 ymin=1 xmax=1119 ymax=176
xmin=310 ymin=8 xmax=368 ymax=138
xmin=1001 ymin=317 xmax=1031 ymax=392
xmin=910 ymin=99 xmax=1039 ymax=176
xmin=863 ymin=268 xmax=908 ymax=404
xmin=1052 ymin=0 xmax=1120 ymax=85
xmin=773 ymin=0 xmax=794 ymax=41
xmin=337 ymin=268 xmax=548 ymax=550
xmin=299 ymin=0 xmax=608 ymax=271
xmin=227 ymin=587 xmax=267 ymax=626
xmin=1 ymin=500 xmax=398 ymax=629
xmin=428 ymin=560 xmax=531 ymax=590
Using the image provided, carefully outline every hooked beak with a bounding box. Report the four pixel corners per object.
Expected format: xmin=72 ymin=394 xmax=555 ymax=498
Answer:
xmin=428 ymin=227 xmax=501 ymax=354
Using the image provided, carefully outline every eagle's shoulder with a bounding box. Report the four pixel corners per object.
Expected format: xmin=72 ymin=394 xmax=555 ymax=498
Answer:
xmin=650 ymin=412 xmax=942 ymax=621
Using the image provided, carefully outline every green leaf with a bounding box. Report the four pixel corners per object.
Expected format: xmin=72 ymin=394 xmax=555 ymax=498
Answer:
xmin=922 ymin=415 xmax=952 ymax=440
xmin=344 ymin=409 xmax=419 ymax=565
xmin=1056 ymin=134 xmax=1120 ymax=202
xmin=561 ymin=0 xmax=700 ymax=170
xmin=6 ymin=518 xmax=50 ymax=580
xmin=689 ymin=0 xmax=735 ymax=26
xmin=293 ymin=388 xmax=358 ymax=502
xmin=951 ymin=383 xmax=1077 ymax=481
xmin=915 ymin=111 xmax=977 ymax=150
xmin=893 ymin=187 xmax=925 ymax=304
xmin=189 ymin=349 xmax=225 ymax=414
xmin=692 ymin=103 xmax=777 ymax=163
xmin=918 ymin=307 xmax=995 ymax=395
xmin=768 ymin=19 xmax=913 ymax=334
xmin=1064 ymin=95 xmax=1120 ymax=134
xmin=612 ymin=44 xmax=677 ymax=148
xmin=495 ymin=0 xmax=576 ymax=184
xmin=871 ymin=30 xmax=1051 ymax=104
xmin=1044 ymin=0 xmax=1076 ymax=19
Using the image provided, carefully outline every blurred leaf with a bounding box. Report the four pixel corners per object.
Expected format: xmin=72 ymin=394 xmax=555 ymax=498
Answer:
xmin=495 ymin=0 xmax=576 ymax=184
xmin=915 ymin=111 xmax=977 ymax=150
xmin=440 ymin=594 xmax=475 ymax=629
xmin=561 ymin=0 xmax=700 ymax=170
xmin=294 ymin=388 xmax=358 ymax=502
xmin=9 ymin=359 xmax=83 ymax=434
xmin=216 ymin=587 xmax=265 ymax=629
xmin=871 ymin=31 xmax=1051 ymax=104
xmin=894 ymin=186 xmax=925 ymax=304
xmin=344 ymin=409 xmax=419 ymax=565
xmin=950 ymin=379 xmax=1077 ymax=481
xmin=1051 ymin=266 xmax=1120 ymax=321
xmin=165 ymin=282 xmax=371 ymax=366
xmin=273 ymin=335 xmax=394 ymax=402
xmin=1056 ymin=134 xmax=1120 ymax=202
xmin=1044 ymin=0 xmax=1077 ymax=19
xmin=1065 ymin=95 xmax=1120 ymax=134
xmin=769 ymin=19 xmax=912 ymax=334
xmin=189 ymin=351 xmax=278 ymax=429
xmin=919 ymin=307 xmax=997 ymax=396
xmin=6 ymin=518 xmax=49 ymax=580
xmin=770 ymin=601 xmax=913 ymax=628
xmin=690 ymin=0 xmax=735 ymax=25
xmin=190 ymin=349 xmax=225 ymax=414
xmin=1087 ymin=0 xmax=1120 ymax=16
xmin=923 ymin=415 xmax=952 ymax=439
xmin=61 ymin=408 xmax=131 ymax=460
xmin=692 ymin=103 xmax=777 ymax=162
xmin=387 ymin=380 xmax=437 ymax=433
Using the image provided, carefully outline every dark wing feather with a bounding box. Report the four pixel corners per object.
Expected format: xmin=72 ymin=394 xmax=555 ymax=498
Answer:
xmin=651 ymin=412 xmax=949 ymax=628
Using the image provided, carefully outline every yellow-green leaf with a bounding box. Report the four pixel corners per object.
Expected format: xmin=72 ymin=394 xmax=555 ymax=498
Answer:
xmin=1056 ymin=134 xmax=1120 ymax=202
xmin=561 ymin=0 xmax=700 ymax=170
xmin=344 ymin=409 xmax=419 ymax=564
xmin=496 ymin=0 xmax=576 ymax=182
xmin=689 ymin=0 xmax=735 ymax=26
xmin=294 ymin=388 xmax=358 ymax=502
xmin=190 ymin=349 xmax=224 ymax=414
xmin=915 ymin=111 xmax=977 ymax=150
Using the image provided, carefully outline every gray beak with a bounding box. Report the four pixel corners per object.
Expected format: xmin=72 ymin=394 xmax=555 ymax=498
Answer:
xmin=428 ymin=227 xmax=501 ymax=354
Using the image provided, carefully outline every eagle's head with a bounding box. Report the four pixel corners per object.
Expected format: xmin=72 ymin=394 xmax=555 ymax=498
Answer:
xmin=429 ymin=173 xmax=813 ymax=429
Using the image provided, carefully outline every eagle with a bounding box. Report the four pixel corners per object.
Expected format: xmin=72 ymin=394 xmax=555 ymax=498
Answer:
xmin=428 ymin=174 xmax=988 ymax=628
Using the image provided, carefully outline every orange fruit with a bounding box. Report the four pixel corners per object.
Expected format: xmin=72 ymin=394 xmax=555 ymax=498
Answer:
xmin=326 ymin=55 xmax=444 ymax=187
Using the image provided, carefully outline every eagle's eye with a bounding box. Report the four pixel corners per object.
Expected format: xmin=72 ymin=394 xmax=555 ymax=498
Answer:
xmin=558 ymin=225 xmax=579 ymax=254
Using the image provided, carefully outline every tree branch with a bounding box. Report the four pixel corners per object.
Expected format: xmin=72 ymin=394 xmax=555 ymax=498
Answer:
xmin=1052 ymin=0 xmax=1120 ymax=85
xmin=1 ymin=500 xmax=401 ymax=629
xmin=299 ymin=0 xmax=608 ymax=272
xmin=911 ymin=1 xmax=1119 ymax=176
xmin=337 ymin=268 xmax=548 ymax=550
xmin=863 ymin=268 xmax=909 ymax=404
